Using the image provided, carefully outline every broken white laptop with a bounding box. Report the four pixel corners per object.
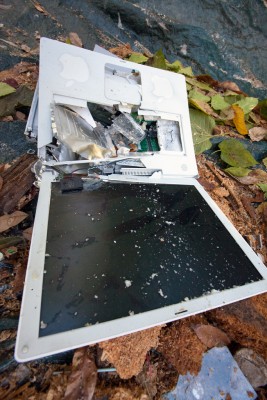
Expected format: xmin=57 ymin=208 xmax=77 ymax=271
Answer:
xmin=15 ymin=38 xmax=267 ymax=361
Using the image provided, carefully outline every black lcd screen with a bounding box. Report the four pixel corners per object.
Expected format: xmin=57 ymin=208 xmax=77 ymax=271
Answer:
xmin=39 ymin=181 xmax=263 ymax=337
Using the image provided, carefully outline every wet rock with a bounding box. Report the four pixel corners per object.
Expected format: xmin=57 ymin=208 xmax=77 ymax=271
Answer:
xmin=234 ymin=348 xmax=267 ymax=389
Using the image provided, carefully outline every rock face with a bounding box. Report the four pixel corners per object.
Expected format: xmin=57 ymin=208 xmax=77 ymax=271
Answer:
xmin=1 ymin=0 xmax=267 ymax=98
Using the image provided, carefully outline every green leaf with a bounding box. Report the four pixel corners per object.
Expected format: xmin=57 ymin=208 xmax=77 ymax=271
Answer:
xmin=225 ymin=167 xmax=250 ymax=177
xmin=0 ymin=82 xmax=16 ymax=98
xmin=186 ymin=77 xmax=216 ymax=93
xmin=179 ymin=66 xmax=194 ymax=77
xmin=258 ymin=183 xmax=267 ymax=193
xmin=211 ymin=94 xmax=229 ymax=110
xmin=128 ymin=53 xmax=148 ymax=64
xmin=147 ymin=49 xmax=167 ymax=70
xmin=166 ymin=60 xmax=182 ymax=72
xmin=219 ymin=139 xmax=258 ymax=167
xmin=258 ymin=99 xmax=267 ymax=120
xmin=189 ymin=89 xmax=210 ymax=103
xmin=189 ymin=109 xmax=215 ymax=154
xmin=262 ymin=157 xmax=267 ymax=168
xmin=234 ymin=97 xmax=258 ymax=114
xmin=223 ymin=95 xmax=242 ymax=105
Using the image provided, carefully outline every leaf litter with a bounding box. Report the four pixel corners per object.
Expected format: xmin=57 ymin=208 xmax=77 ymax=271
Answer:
xmin=0 ymin=40 xmax=267 ymax=400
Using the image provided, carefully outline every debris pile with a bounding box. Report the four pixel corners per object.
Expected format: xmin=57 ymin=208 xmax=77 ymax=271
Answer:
xmin=0 ymin=39 xmax=267 ymax=399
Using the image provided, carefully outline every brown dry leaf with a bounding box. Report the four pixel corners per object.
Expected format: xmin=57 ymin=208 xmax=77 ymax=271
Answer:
xmin=32 ymin=1 xmax=47 ymax=14
xmin=218 ymin=81 xmax=242 ymax=93
xmin=109 ymin=43 xmax=133 ymax=58
xmin=64 ymin=347 xmax=97 ymax=400
xmin=0 ymin=176 xmax=3 ymax=191
xmin=0 ymin=211 xmax=28 ymax=233
xmin=192 ymin=324 xmax=230 ymax=348
xmin=232 ymin=104 xmax=248 ymax=135
xmin=21 ymin=44 xmax=31 ymax=53
xmin=189 ymin=98 xmax=219 ymax=118
xmin=249 ymin=127 xmax=267 ymax=142
xmin=69 ymin=32 xmax=83 ymax=47
xmin=23 ymin=227 xmax=33 ymax=241
xmin=234 ymin=169 xmax=267 ymax=185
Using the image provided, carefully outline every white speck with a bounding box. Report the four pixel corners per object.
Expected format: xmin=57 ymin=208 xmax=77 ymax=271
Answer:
xmin=151 ymin=273 xmax=158 ymax=279
xmin=209 ymin=61 xmax=215 ymax=67
xmin=85 ymin=238 xmax=89 ymax=241
xmin=184 ymin=297 xmax=189 ymax=301
xmin=165 ymin=221 xmax=175 ymax=225
xmin=92 ymin=217 xmax=94 ymax=221
xmin=192 ymin=382 xmax=204 ymax=399
xmin=88 ymin=213 xmax=91 ymax=216
xmin=74 ymin=312 xmax=78 ymax=316
xmin=147 ymin=207 xmax=150 ymax=211
xmin=40 ymin=321 xmax=47 ymax=329
xmin=158 ymin=289 xmax=167 ymax=298
xmin=160 ymin=265 xmax=164 ymax=269
xmin=94 ymin=295 xmax=98 ymax=299
xmin=129 ymin=209 xmax=133 ymax=212
xmin=45 ymin=253 xmax=50 ymax=257
xmin=114 ymin=240 xmax=116 ymax=243
xmin=180 ymin=44 xmax=187 ymax=55
xmin=125 ymin=280 xmax=132 ymax=288
xmin=43 ymin=270 xmax=47 ymax=274
xmin=174 ymin=270 xmax=177 ymax=274
xmin=129 ymin=310 xmax=135 ymax=316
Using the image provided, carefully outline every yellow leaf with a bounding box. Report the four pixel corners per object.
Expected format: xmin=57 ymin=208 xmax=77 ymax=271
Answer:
xmin=232 ymin=104 xmax=248 ymax=135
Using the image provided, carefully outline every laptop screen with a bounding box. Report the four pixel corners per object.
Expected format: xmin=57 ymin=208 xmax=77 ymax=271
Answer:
xmin=39 ymin=181 xmax=263 ymax=337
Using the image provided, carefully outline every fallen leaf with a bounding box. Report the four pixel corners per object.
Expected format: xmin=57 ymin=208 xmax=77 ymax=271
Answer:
xmin=0 ymin=236 xmax=23 ymax=250
xmin=146 ymin=49 xmax=167 ymax=70
xmin=219 ymin=139 xmax=258 ymax=167
xmin=15 ymin=111 xmax=26 ymax=120
xmin=189 ymin=109 xmax=215 ymax=154
xmin=109 ymin=43 xmax=133 ymax=58
xmin=0 ymin=82 xmax=16 ymax=98
xmin=166 ymin=60 xmax=182 ymax=72
xmin=192 ymin=324 xmax=230 ymax=348
xmin=21 ymin=44 xmax=31 ymax=53
xmin=190 ymin=98 xmax=218 ymax=117
xmin=258 ymin=99 xmax=267 ymax=121
xmin=189 ymin=89 xmax=210 ymax=103
xmin=218 ymin=81 xmax=241 ymax=93
xmin=64 ymin=347 xmax=97 ymax=400
xmin=0 ymin=176 xmax=3 ymax=191
xmin=234 ymin=97 xmax=258 ymax=114
xmin=234 ymin=169 xmax=267 ymax=185
xmin=232 ymin=104 xmax=248 ymax=135
xmin=196 ymin=74 xmax=218 ymax=87
xmin=23 ymin=227 xmax=33 ymax=241
xmin=179 ymin=66 xmax=194 ymax=77
xmin=211 ymin=94 xmax=229 ymax=111
xmin=32 ymin=1 xmax=47 ymax=14
xmin=69 ymin=32 xmax=83 ymax=48
xmin=225 ymin=167 xmax=250 ymax=177
xmin=128 ymin=53 xmax=148 ymax=64
xmin=0 ymin=211 xmax=28 ymax=233
xmin=186 ymin=77 xmax=216 ymax=93
xmin=248 ymin=127 xmax=267 ymax=142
